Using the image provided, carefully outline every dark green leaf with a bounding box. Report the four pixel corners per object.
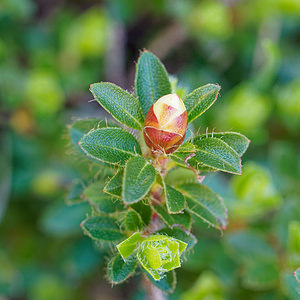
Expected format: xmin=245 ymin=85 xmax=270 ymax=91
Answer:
xmin=104 ymin=169 xmax=123 ymax=198
xmin=153 ymin=204 xmax=192 ymax=230
xmin=156 ymin=226 xmax=197 ymax=250
xmin=69 ymin=118 xmax=117 ymax=167
xmin=107 ymin=253 xmax=137 ymax=284
xmin=135 ymin=50 xmax=172 ymax=116
xmin=81 ymin=216 xmax=125 ymax=242
xmin=123 ymin=156 xmax=156 ymax=204
xmin=193 ymin=132 xmax=250 ymax=156
xmin=165 ymin=184 xmax=185 ymax=214
xmin=84 ymin=181 xmax=124 ymax=213
xmin=131 ymin=201 xmax=152 ymax=227
xmin=125 ymin=209 xmax=143 ymax=231
xmin=184 ymin=84 xmax=221 ymax=123
xmin=90 ymin=82 xmax=144 ymax=130
xmin=145 ymin=270 xmax=176 ymax=293
xmin=193 ymin=137 xmax=242 ymax=174
xmin=177 ymin=183 xmax=227 ymax=230
xmin=79 ymin=128 xmax=142 ymax=166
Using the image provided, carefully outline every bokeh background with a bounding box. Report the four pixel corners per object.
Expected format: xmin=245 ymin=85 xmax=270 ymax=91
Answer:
xmin=1 ymin=0 xmax=300 ymax=299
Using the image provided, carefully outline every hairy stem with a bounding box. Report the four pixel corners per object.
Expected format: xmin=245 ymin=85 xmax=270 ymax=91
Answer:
xmin=143 ymin=273 xmax=166 ymax=300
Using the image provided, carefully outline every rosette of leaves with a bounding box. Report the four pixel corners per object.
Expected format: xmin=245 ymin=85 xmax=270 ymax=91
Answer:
xmin=67 ymin=50 xmax=249 ymax=291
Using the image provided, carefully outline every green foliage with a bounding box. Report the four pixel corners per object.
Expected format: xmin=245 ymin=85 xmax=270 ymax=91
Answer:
xmin=231 ymin=163 xmax=281 ymax=220
xmin=104 ymin=169 xmax=123 ymax=198
xmin=287 ymin=220 xmax=300 ymax=267
xmin=193 ymin=131 xmax=250 ymax=156
xmin=153 ymin=203 xmax=192 ymax=230
xmin=81 ymin=215 xmax=125 ymax=242
xmin=191 ymin=137 xmax=242 ymax=175
xmin=107 ymin=253 xmax=137 ymax=284
xmin=135 ymin=50 xmax=172 ymax=116
xmin=68 ymin=50 xmax=249 ymax=290
xmin=145 ymin=270 xmax=176 ymax=293
xmin=124 ymin=209 xmax=143 ymax=231
xmin=178 ymin=183 xmax=227 ymax=230
xmin=90 ymin=82 xmax=144 ymax=130
xmin=164 ymin=183 xmax=185 ymax=214
xmin=117 ymin=232 xmax=142 ymax=259
xmin=294 ymin=268 xmax=300 ymax=283
xmin=123 ymin=156 xmax=156 ymax=204
xmin=79 ymin=127 xmax=142 ymax=165
xmin=155 ymin=226 xmax=197 ymax=251
xmin=83 ymin=181 xmax=124 ymax=213
xmin=184 ymin=84 xmax=221 ymax=123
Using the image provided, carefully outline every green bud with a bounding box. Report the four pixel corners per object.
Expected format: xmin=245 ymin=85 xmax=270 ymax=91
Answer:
xmin=137 ymin=235 xmax=187 ymax=280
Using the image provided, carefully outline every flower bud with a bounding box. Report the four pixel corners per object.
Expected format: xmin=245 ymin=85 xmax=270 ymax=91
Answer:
xmin=143 ymin=94 xmax=188 ymax=154
xmin=137 ymin=235 xmax=187 ymax=280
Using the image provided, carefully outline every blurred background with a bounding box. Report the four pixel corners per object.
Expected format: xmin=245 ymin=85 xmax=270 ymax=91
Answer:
xmin=0 ymin=0 xmax=300 ymax=299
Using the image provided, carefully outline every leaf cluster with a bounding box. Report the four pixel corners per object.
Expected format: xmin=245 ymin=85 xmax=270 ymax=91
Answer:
xmin=68 ymin=50 xmax=250 ymax=291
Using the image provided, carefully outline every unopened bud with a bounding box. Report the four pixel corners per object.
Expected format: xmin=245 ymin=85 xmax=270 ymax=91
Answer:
xmin=143 ymin=94 xmax=188 ymax=154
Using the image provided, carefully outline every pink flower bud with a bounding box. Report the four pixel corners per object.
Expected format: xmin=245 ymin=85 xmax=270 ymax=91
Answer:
xmin=143 ymin=94 xmax=188 ymax=154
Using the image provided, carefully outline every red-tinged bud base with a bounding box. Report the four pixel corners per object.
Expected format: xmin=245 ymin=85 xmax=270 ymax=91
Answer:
xmin=144 ymin=126 xmax=185 ymax=154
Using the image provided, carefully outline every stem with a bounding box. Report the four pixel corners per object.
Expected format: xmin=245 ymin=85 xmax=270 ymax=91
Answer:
xmin=143 ymin=274 xmax=166 ymax=300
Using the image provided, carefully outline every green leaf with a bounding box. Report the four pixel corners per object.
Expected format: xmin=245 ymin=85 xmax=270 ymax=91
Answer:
xmin=90 ymin=82 xmax=144 ymax=130
xmin=192 ymin=137 xmax=242 ymax=174
xmin=242 ymin=260 xmax=279 ymax=290
xmin=117 ymin=232 xmax=143 ymax=259
xmin=165 ymin=167 xmax=197 ymax=186
xmin=84 ymin=181 xmax=124 ymax=213
xmin=156 ymin=226 xmax=197 ymax=251
xmin=153 ymin=204 xmax=192 ymax=230
xmin=169 ymin=142 xmax=196 ymax=168
xmin=125 ymin=209 xmax=143 ymax=231
xmin=81 ymin=216 xmax=125 ymax=242
xmin=70 ymin=118 xmax=105 ymax=150
xmin=145 ymin=270 xmax=176 ymax=293
xmin=165 ymin=184 xmax=185 ymax=214
xmin=107 ymin=253 xmax=137 ymax=284
xmin=283 ymin=272 xmax=300 ymax=300
xmin=131 ymin=201 xmax=152 ymax=227
xmin=79 ymin=127 xmax=142 ymax=166
xmin=193 ymin=132 xmax=250 ymax=156
xmin=135 ymin=50 xmax=172 ymax=116
xmin=184 ymin=84 xmax=221 ymax=123
xmin=123 ymin=156 xmax=156 ymax=204
xmin=104 ymin=169 xmax=123 ymax=198
xmin=69 ymin=118 xmax=117 ymax=167
xmin=294 ymin=268 xmax=300 ymax=283
xmin=177 ymin=183 xmax=227 ymax=230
